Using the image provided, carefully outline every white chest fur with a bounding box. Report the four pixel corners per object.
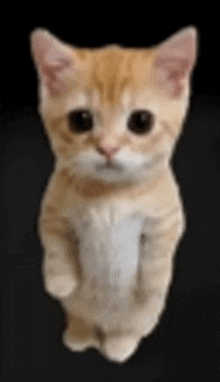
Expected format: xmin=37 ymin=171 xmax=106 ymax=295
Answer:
xmin=71 ymin=201 xmax=145 ymax=291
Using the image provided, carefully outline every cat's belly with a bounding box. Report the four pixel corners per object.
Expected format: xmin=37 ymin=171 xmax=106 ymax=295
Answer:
xmin=64 ymin=207 xmax=144 ymax=326
xmin=79 ymin=214 xmax=142 ymax=287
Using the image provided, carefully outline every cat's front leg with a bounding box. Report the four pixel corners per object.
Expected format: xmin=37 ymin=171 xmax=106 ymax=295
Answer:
xmin=134 ymin=206 xmax=185 ymax=336
xmin=39 ymin=213 xmax=80 ymax=299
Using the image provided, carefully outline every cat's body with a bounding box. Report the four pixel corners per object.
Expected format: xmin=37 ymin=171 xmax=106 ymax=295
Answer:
xmin=66 ymin=177 xmax=184 ymax=328
xmin=31 ymin=27 xmax=197 ymax=362
xmin=43 ymin=165 xmax=183 ymax=329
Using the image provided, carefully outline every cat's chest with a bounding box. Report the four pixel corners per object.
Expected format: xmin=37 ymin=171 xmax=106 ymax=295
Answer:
xmin=71 ymin=201 xmax=144 ymax=287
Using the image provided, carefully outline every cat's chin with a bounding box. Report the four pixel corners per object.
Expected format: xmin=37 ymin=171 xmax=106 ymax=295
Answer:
xmin=70 ymin=162 xmax=158 ymax=185
xmin=73 ymin=167 xmax=133 ymax=185
xmin=94 ymin=168 xmax=127 ymax=183
xmin=86 ymin=167 xmax=149 ymax=185
xmin=96 ymin=162 xmax=123 ymax=172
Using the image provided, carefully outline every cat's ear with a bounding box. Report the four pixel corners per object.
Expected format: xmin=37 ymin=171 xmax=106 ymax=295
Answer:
xmin=30 ymin=28 xmax=75 ymax=96
xmin=153 ymin=26 xmax=198 ymax=98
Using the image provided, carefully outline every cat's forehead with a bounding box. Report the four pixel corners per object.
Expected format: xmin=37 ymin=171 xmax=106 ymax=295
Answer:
xmin=74 ymin=45 xmax=156 ymax=108
xmin=41 ymin=46 xmax=158 ymax=118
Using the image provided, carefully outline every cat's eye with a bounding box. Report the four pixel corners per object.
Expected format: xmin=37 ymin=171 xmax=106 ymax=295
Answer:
xmin=128 ymin=110 xmax=154 ymax=135
xmin=68 ymin=109 xmax=93 ymax=133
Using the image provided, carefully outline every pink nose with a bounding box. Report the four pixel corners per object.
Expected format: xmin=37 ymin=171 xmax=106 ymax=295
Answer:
xmin=96 ymin=145 xmax=120 ymax=160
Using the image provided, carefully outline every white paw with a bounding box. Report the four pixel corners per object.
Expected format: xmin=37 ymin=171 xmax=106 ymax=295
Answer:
xmin=102 ymin=334 xmax=141 ymax=363
xmin=62 ymin=330 xmax=100 ymax=352
xmin=45 ymin=274 xmax=78 ymax=298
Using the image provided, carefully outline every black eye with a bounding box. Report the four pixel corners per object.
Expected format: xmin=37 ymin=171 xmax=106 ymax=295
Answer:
xmin=128 ymin=110 xmax=154 ymax=135
xmin=68 ymin=109 xmax=93 ymax=133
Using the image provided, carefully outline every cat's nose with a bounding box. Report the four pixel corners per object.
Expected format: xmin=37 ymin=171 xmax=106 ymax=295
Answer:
xmin=96 ymin=145 xmax=120 ymax=161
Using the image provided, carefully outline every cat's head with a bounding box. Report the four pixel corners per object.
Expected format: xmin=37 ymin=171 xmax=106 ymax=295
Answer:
xmin=30 ymin=27 xmax=198 ymax=184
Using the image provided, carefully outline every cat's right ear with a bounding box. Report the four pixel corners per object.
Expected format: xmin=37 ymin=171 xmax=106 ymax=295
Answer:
xmin=30 ymin=28 xmax=77 ymax=97
xmin=153 ymin=26 xmax=198 ymax=99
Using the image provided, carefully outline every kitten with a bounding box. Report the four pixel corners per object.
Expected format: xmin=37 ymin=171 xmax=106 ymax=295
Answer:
xmin=30 ymin=26 xmax=198 ymax=363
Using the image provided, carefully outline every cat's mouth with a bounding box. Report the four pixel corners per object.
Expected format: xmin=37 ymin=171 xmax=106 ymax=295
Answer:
xmin=96 ymin=161 xmax=122 ymax=172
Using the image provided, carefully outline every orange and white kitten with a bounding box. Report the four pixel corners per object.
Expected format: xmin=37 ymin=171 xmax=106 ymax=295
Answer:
xmin=30 ymin=26 xmax=197 ymax=363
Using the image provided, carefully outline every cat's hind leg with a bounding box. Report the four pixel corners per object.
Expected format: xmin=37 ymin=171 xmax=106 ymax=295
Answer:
xmin=101 ymin=330 xmax=142 ymax=363
xmin=62 ymin=313 xmax=101 ymax=352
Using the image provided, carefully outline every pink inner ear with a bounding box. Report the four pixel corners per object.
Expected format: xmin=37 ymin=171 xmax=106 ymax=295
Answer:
xmin=39 ymin=53 xmax=74 ymax=95
xmin=31 ymin=31 xmax=75 ymax=96
xmin=153 ymin=27 xmax=197 ymax=98
xmin=39 ymin=54 xmax=73 ymax=95
xmin=158 ymin=58 xmax=191 ymax=79
xmin=42 ymin=67 xmax=63 ymax=95
xmin=155 ymin=57 xmax=192 ymax=98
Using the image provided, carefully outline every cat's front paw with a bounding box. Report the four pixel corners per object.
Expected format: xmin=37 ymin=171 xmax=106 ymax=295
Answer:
xmin=44 ymin=274 xmax=79 ymax=299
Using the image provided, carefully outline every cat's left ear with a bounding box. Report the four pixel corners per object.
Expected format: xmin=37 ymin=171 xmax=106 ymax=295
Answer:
xmin=153 ymin=26 xmax=198 ymax=98
xmin=30 ymin=28 xmax=76 ymax=96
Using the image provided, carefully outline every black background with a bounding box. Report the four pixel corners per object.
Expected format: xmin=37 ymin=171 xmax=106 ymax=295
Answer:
xmin=1 ymin=9 xmax=220 ymax=382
